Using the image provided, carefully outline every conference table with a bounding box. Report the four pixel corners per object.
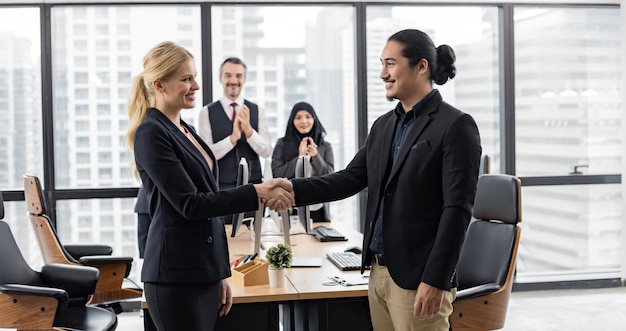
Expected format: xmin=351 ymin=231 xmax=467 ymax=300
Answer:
xmin=141 ymin=221 xmax=372 ymax=331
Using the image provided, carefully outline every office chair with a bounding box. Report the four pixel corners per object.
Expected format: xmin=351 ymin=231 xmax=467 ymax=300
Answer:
xmin=23 ymin=175 xmax=143 ymax=308
xmin=0 ymin=190 xmax=118 ymax=331
xmin=479 ymin=154 xmax=491 ymax=175
xmin=450 ymin=174 xmax=522 ymax=331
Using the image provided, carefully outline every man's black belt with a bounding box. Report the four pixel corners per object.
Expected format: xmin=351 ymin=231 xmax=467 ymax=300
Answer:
xmin=373 ymin=253 xmax=387 ymax=266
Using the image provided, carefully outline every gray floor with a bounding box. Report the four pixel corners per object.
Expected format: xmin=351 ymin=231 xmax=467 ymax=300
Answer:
xmin=116 ymin=287 xmax=626 ymax=330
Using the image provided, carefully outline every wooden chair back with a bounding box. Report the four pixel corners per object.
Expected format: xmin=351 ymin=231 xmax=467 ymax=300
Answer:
xmin=23 ymin=174 xmax=142 ymax=306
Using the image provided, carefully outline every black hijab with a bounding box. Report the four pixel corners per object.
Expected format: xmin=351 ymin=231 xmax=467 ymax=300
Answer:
xmin=281 ymin=101 xmax=327 ymax=161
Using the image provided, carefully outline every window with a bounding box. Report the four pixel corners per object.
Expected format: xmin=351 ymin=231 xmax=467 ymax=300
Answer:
xmin=118 ymin=87 xmax=128 ymax=98
xmin=75 ymin=88 xmax=88 ymax=99
xmin=75 ymin=72 xmax=88 ymax=84
xmin=74 ymin=23 xmax=87 ymax=35
xmin=52 ymin=4 xmax=203 ymax=190
xmin=122 ymin=215 xmax=135 ymax=226
xmin=75 ymin=56 xmax=88 ymax=67
xmin=0 ymin=1 xmax=618 ymax=291
xmin=117 ymin=56 xmax=131 ymax=67
xmin=74 ymin=40 xmax=87 ymax=50
xmin=97 ymin=136 xmax=111 ymax=147
xmin=97 ymin=120 xmax=111 ymax=131
xmin=73 ymin=7 xmax=86 ymax=18
xmin=1 ymin=201 xmax=44 ymax=269
xmin=0 ymin=6 xmax=43 ymax=189
xmin=75 ymin=120 xmax=89 ymax=132
xmin=366 ymin=5 xmax=500 ymax=172
xmin=178 ymin=23 xmax=192 ymax=31
xmin=76 ymin=152 xmax=90 ymax=164
xmin=518 ymin=184 xmax=622 ymax=280
xmin=76 ymin=104 xmax=89 ymax=115
xmin=118 ymin=40 xmax=130 ymax=51
xmin=119 ymin=119 xmax=128 ymax=130
xmin=117 ymin=24 xmax=130 ymax=35
xmin=99 ymin=168 xmax=112 ymax=180
xmin=101 ymin=231 xmax=114 ymax=242
xmin=211 ymin=5 xmax=358 ymax=228
xmin=97 ymin=104 xmax=111 ymax=115
xmin=77 ymin=168 xmax=90 ymax=180
xmin=118 ymin=71 xmax=131 ymax=83
xmin=78 ymin=216 xmax=92 ymax=227
xmin=101 ymin=215 xmax=114 ymax=227
xmin=96 ymin=56 xmax=109 ymax=67
xmin=514 ymin=7 xmax=622 ymax=281
xmin=98 ymin=152 xmax=111 ymax=163
xmin=97 ymin=72 xmax=110 ymax=84
xmin=515 ymin=7 xmax=621 ymax=176
xmin=95 ymin=7 xmax=108 ymax=19
xmin=265 ymin=71 xmax=277 ymax=81
xmin=96 ymin=24 xmax=108 ymax=35
xmin=266 ymin=86 xmax=277 ymax=97
xmin=96 ymin=40 xmax=109 ymax=51
xmin=79 ymin=232 xmax=93 ymax=242
xmin=97 ymin=88 xmax=110 ymax=99
xmin=76 ymin=136 xmax=90 ymax=148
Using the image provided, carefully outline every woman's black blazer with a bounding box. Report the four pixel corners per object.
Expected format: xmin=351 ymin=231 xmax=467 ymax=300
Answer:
xmin=135 ymin=108 xmax=258 ymax=284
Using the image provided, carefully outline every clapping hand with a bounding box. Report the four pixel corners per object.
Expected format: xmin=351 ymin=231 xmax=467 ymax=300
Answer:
xmin=230 ymin=104 xmax=253 ymax=143
xmin=298 ymin=137 xmax=318 ymax=158
xmin=254 ymin=178 xmax=295 ymax=212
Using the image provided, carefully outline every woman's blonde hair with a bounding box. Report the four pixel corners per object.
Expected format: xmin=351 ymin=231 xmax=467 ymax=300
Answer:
xmin=125 ymin=41 xmax=194 ymax=178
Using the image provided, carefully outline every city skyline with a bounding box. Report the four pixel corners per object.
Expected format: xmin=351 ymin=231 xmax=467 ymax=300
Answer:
xmin=0 ymin=4 xmax=622 ymax=283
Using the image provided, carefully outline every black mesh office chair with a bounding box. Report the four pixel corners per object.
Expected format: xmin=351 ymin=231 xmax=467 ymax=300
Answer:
xmin=23 ymin=174 xmax=143 ymax=308
xmin=0 ymin=190 xmax=118 ymax=331
xmin=450 ymin=174 xmax=522 ymax=331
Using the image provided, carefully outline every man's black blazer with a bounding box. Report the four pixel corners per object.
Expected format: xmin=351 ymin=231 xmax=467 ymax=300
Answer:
xmin=292 ymin=92 xmax=481 ymax=291
xmin=134 ymin=109 xmax=258 ymax=284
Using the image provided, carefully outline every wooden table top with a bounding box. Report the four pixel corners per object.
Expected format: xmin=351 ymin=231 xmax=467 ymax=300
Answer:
xmin=227 ymin=221 xmax=368 ymax=302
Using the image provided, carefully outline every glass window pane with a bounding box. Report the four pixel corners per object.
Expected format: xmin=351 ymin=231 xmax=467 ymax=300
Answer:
xmin=2 ymin=201 xmax=45 ymax=271
xmin=0 ymin=7 xmax=44 ymax=189
xmin=57 ymin=198 xmax=142 ymax=282
xmin=211 ymin=5 xmax=358 ymax=228
xmin=366 ymin=6 xmax=501 ymax=172
xmin=52 ymin=5 xmax=203 ymax=189
xmin=518 ymin=184 xmax=622 ymax=280
xmin=514 ymin=7 xmax=621 ymax=175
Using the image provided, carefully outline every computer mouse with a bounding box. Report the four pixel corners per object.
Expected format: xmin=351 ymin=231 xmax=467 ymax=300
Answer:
xmin=344 ymin=246 xmax=362 ymax=254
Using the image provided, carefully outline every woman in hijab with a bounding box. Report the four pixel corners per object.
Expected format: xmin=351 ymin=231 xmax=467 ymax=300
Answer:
xmin=272 ymin=101 xmax=334 ymax=222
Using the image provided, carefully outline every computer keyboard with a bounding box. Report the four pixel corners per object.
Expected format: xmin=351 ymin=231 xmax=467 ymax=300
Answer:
xmin=312 ymin=225 xmax=348 ymax=242
xmin=326 ymin=251 xmax=369 ymax=271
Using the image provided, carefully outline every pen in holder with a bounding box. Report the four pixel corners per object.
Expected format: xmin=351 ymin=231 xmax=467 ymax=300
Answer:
xmin=230 ymin=259 xmax=269 ymax=286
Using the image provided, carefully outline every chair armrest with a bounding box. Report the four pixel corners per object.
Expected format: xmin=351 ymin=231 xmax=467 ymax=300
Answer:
xmin=64 ymin=243 xmax=113 ymax=259
xmin=78 ymin=255 xmax=133 ymax=265
xmin=455 ymin=283 xmax=502 ymax=301
xmin=40 ymin=263 xmax=99 ymax=299
xmin=78 ymin=255 xmax=133 ymax=278
xmin=0 ymin=284 xmax=69 ymax=305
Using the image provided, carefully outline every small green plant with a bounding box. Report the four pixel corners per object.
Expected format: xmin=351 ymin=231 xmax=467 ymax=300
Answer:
xmin=265 ymin=243 xmax=292 ymax=270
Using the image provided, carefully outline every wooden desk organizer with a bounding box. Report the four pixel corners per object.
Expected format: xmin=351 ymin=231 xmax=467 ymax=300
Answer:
xmin=231 ymin=259 xmax=269 ymax=286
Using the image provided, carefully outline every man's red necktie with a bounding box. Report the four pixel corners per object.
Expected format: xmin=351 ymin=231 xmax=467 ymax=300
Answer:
xmin=230 ymin=103 xmax=237 ymax=122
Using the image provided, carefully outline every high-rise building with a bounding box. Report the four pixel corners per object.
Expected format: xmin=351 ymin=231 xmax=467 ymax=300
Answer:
xmin=0 ymin=31 xmax=43 ymax=269
xmin=513 ymin=8 xmax=622 ymax=274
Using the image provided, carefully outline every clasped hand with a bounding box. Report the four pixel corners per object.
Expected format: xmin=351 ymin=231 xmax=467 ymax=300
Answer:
xmin=254 ymin=178 xmax=295 ymax=212
xmin=230 ymin=105 xmax=253 ymax=143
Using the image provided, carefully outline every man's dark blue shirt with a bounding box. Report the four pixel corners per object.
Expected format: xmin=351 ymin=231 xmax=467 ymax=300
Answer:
xmin=369 ymin=89 xmax=438 ymax=254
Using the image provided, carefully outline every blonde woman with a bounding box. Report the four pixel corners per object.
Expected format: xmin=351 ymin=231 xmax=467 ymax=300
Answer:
xmin=126 ymin=41 xmax=293 ymax=331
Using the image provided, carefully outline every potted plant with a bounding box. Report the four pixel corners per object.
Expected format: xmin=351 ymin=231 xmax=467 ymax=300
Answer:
xmin=265 ymin=243 xmax=292 ymax=287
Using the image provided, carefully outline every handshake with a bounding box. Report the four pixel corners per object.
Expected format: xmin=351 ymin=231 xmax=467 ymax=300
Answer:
xmin=253 ymin=178 xmax=295 ymax=212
